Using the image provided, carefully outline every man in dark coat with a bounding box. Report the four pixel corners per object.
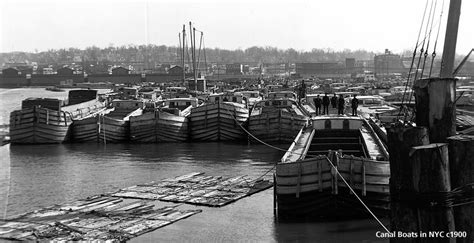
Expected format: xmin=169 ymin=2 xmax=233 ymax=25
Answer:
xmin=313 ymin=95 xmax=322 ymax=115
xmin=351 ymin=94 xmax=359 ymax=116
xmin=337 ymin=95 xmax=345 ymax=115
xmin=322 ymin=93 xmax=330 ymax=115
xmin=331 ymin=94 xmax=337 ymax=109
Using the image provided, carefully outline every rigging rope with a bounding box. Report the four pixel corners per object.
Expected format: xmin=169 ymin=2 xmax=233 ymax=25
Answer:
xmin=429 ymin=0 xmax=445 ymax=77
xmin=185 ymin=32 xmax=192 ymax=73
xmin=398 ymin=0 xmax=430 ymax=119
xmin=203 ymin=38 xmax=207 ymax=75
xmin=405 ymin=0 xmax=439 ymax=122
xmin=420 ymin=0 xmax=438 ymax=78
xmin=178 ymin=33 xmax=182 ymax=65
xmin=197 ymin=32 xmax=203 ymax=75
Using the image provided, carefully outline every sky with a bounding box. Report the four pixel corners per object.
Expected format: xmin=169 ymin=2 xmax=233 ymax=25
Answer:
xmin=0 ymin=0 xmax=473 ymax=55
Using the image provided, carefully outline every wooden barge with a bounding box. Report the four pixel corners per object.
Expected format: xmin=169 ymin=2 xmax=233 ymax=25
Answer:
xmin=248 ymin=91 xmax=309 ymax=144
xmin=189 ymin=92 xmax=249 ymax=141
xmin=130 ymin=98 xmax=198 ymax=142
xmin=9 ymin=90 xmax=105 ymax=144
xmin=98 ymin=100 xmax=144 ymax=143
xmin=275 ymin=116 xmax=390 ymax=220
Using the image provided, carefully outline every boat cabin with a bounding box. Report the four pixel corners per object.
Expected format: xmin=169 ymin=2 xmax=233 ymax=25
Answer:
xmin=206 ymin=92 xmax=245 ymax=104
xmin=389 ymin=86 xmax=412 ymax=94
xmin=268 ymin=91 xmax=297 ymax=100
xmin=335 ymin=91 xmax=359 ymax=97
xmin=112 ymin=100 xmax=145 ymax=110
xmin=163 ymin=86 xmax=190 ymax=99
xmin=252 ymin=98 xmax=300 ymax=112
xmin=346 ymin=86 xmax=366 ymax=94
xmin=265 ymin=84 xmax=283 ymax=92
xmin=235 ymin=90 xmax=262 ymax=106
xmin=165 ymin=98 xmax=198 ymax=110
xmin=162 ymin=98 xmax=198 ymax=116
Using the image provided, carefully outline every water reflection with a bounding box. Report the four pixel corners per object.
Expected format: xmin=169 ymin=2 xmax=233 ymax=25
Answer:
xmin=6 ymin=142 xmax=385 ymax=242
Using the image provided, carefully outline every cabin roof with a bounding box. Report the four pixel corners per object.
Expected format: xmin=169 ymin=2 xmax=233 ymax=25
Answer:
xmin=355 ymin=95 xmax=385 ymax=100
xmin=166 ymin=98 xmax=197 ymax=102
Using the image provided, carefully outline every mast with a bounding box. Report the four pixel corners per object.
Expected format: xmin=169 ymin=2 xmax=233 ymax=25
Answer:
xmin=439 ymin=0 xmax=462 ymax=78
xmin=189 ymin=22 xmax=196 ymax=91
xmin=182 ymin=25 xmax=186 ymax=83
xmin=193 ymin=27 xmax=197 ymax=88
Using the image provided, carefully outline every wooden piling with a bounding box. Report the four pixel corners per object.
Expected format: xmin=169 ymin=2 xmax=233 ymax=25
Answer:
xmin=410 ymin=143 xmax=455 ymax=242
xmin=387 ymin=124 xmax=429 ymax=241
xmin=413 ymin=78 xmax=457 ymax=143
xmin=447 ymin=135 xmax=474 ymax=242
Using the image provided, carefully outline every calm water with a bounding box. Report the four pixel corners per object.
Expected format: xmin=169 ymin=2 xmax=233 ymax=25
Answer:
xmin=0 ymin=88 xmax=387 ymax=242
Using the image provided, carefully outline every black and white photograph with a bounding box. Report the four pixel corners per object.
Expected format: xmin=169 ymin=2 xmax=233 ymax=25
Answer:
xmin=0 ymin=0 xmax=473 ymax=242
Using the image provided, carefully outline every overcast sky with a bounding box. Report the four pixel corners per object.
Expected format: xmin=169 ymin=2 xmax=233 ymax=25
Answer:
xmin=1 ymin=0 xmax=473 ymax=54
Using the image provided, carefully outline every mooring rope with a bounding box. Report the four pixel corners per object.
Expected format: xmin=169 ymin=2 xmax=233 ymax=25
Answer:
xmin=324 ymin=155 xmax=391 ymax=233
xmin=2 ymin=167 xmax=11 ymax=220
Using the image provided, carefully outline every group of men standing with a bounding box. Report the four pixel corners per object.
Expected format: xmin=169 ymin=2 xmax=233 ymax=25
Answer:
xmin=312 ymin=93 xmax=359 ymax=116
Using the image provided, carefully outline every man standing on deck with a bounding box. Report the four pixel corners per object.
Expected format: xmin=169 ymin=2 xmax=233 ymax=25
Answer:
xmin=351 ymin=94 xmax=359 ymax=116
xmin=337 ymin=95 xmax=345 ymax=115
xmin=322 ymin=93 xmax=330 ymax=115
xmin=331 ymin=93 xmax=337 ymax=109
xmin=313 ymin=95 xmax=322 ymax=115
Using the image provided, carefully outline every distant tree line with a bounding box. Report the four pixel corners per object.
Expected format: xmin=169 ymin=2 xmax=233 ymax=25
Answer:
xmin=1 ymin=44 xmax=385 ymax=66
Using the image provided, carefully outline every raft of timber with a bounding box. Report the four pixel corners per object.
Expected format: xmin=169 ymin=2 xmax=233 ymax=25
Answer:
xmin=112 ymin=172 xmax=273 ymax=207
xmin=0 ymin=172 xmax=272 ymax=241
xmin=0 ymin=197 xmax=200 ymax=242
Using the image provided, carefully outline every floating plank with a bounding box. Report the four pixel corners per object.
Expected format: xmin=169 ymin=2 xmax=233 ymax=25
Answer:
xmin=111 ymin=172 xmax=273 ymax=207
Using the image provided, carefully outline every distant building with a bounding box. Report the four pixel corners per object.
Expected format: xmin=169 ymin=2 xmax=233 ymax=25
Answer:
xmin=225 ymin=63 xmax=243 ymax=75
xmin=345 ymin=58 xmax=356 ymax=71
xmin=168 ymin=66 xmax=184 ymax=75
xmin=112 ymin=66 xmax=130 ymax=75
xmin=57 ymin=67 xmax=74 ymax=76
xmin=42 ymin=67 xmax=55 ymax=75
xmin=374 ymin=49 xmax=405 ymax=77
xmin=242 ymin=65 xmax=250 ymax=74
xmin=296 ymin=62 xmax=344 ymax=75
xmin=2 ymin=67 xmax=19 ymax=77
xmin=2 ymin=62 xmax=29 ymax=69
xmin=263 ymin=63 xmax=289 ymax=75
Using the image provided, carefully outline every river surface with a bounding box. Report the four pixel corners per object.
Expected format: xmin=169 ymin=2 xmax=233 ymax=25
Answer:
xmin=0 ymin=88 xmax=387 ymax=242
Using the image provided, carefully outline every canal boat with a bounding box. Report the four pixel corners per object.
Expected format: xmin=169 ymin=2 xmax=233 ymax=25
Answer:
xmin=189 ymin=92 xmax=249 ymax=141
xmin=9 ymin=89 xmax=105 ymax=144
xmin=248 ymin=91 xmax=309 ymax=143
xmin=130 ymin=97 xmax=198 ymax=142
xmin=274 ymin=116 xmax=390 ymax=220
xmin=355 ymin=95 xmax=399 ymax=124
xmin=98 ymin=100 xmax=144 ymax=143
